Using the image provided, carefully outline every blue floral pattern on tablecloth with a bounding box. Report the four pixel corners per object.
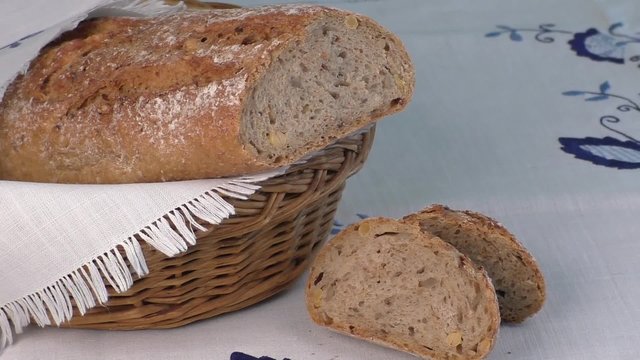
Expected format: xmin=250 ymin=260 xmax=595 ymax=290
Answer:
xmin=568 ymin=28 xmax=625 ymax=64
xmin=485 ymin=23 xmax=640 ymax=65
xmin=559 ymin=81 xmax=640 ymax=168
xmin=486 ymin=22 xmax=640 ymax=168
xmin=230 ymin=352 xmax=290 ymax=360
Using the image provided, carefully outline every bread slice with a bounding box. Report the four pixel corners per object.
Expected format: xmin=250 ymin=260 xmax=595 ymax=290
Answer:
xmin=306 ymin=218 xmax=500 ymax=360
xmin=403 ymin=205 xmax=545 ymax=323
xmin=0 ymin=5 xmax=414 ymax=184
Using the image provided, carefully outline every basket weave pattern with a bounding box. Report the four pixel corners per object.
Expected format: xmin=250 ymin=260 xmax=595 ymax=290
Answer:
xmin=63 ymin=126 xmax=375 ymax=330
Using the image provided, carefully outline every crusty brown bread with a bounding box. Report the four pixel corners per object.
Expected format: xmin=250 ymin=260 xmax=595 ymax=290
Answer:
xmin=306 ymin=218 xmax=500 ymax=360
xmin=0 ymin=5 xmax=414 ymax=184
xmin=403 ymin=205 xmax=546 ymax=323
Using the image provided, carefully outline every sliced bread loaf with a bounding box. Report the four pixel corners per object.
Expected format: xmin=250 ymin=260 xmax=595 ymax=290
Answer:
xmin=403 ymin=205 xmax=545 ymax=323
xmin=306 ymin=217 xmax=500 ymax=360
xmin=0 ymin=5 xmax=414 ymax=183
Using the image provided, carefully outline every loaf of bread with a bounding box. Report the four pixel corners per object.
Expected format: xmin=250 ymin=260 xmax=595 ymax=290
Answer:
xmin=306 ymin=218 xmax=500 ymax=360
xmin=0 ymin=5 xmax=414 ymax=183
xmin=403 ymin=205 xmax=546 ymax=322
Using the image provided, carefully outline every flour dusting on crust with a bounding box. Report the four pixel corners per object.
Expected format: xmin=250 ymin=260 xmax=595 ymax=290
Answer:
xmin=0 ymin=4 xmax=382 ymax=183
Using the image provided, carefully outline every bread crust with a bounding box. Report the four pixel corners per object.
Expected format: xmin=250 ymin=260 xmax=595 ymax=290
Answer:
xmin=0 ymin=5 xmax=414 ymax=183
xmin=403 ymin=205 xmax=546 ymax=322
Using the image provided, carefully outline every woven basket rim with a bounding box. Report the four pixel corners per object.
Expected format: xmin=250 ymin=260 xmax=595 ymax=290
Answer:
xmin=55 ymin=126 xmax=377 ymax=330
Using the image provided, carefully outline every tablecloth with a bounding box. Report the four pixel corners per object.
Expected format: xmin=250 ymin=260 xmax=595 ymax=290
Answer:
xmin=4 ymin=0 xmax=640 ymax=359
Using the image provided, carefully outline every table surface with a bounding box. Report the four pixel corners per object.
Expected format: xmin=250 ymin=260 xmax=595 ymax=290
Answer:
xmin=4 ymin=0 xmax=640 ymax=359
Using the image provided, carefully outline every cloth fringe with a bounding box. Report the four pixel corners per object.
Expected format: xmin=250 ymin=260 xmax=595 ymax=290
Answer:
xmin=0 ymin=179 xmax=269 ymax=350
xmin=0 ymin=0 xmax=280 ymax=351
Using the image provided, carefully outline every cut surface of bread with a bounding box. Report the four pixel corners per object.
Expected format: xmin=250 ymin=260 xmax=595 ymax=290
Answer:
xmin=403 ymin=205 xmax=546 ymax=323
xmin=241 ymin=11 xmax=411 ymax=164
xmin=306 ymin=218 xmax=500 ymax=360
xmin=0 ymin=5 xmax=414 ymax=183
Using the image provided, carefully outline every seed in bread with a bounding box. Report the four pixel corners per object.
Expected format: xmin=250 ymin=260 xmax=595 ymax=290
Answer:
xmin=306 ymin=217 xmax=500 ymax=360
xmin=403 ymin=205 xmax=546 ymax=323
xmin=0 ymin=5 xmax=415 ymax=184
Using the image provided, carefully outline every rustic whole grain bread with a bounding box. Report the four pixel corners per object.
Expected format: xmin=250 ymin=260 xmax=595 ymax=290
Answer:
xmin=403 ymin=205 xmax=546 ymax=323
xmin=0 ymin=5 xmax=414 ymax=184
xmin=306 ymin=218 xmax=500 ymax=360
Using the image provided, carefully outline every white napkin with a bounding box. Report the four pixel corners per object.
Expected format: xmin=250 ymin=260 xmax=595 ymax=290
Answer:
xmin=0 ymin=0 xmax=282 ymax=350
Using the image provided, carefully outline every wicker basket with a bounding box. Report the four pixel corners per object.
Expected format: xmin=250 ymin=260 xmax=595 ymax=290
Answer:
xmin=62 ymin=126 xmax=375 ymax=330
